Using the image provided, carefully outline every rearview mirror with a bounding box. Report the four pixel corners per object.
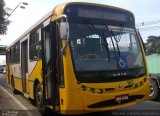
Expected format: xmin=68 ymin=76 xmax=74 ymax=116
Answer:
xmin=56 ymin=15 xmax=69 ymax=54
xmin=59 ymin=22 xmax=69 ymax=40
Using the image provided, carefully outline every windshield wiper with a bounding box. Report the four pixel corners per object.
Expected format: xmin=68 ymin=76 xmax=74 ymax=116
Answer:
xmin=108 ymin=24 xmax=125 ymax=59
xmin=113 ymin=23 xmax=124 ymax=42
xmin=101 ymin=31 xmax=110 ymax=62
xmin=106 ymin=24 xmax=127 ymax=68
xmin=110 ymin=30 xmax=121 ymax=58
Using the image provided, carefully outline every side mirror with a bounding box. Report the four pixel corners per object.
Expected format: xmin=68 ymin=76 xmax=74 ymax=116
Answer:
xmin=56 ymin=15 xmax=69 ymax=53
xmin=59 ymin=22 xmax=69 ymax=40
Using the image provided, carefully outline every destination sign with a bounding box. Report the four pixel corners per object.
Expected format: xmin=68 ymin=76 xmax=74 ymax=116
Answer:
xmin=64 ymin=4 xmax=135 ymax=27
xmin=78 ymin=8 xmax=128 ymax=22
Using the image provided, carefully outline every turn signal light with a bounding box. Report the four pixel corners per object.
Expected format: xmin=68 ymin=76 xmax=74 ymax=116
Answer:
xmin=134 ymin=84 xmax=138 ymax=88
xmin=90 ymin=88 xmax=95 ymax=93
xmin=98 ymin=89 xmax=103 ymax=94
xmin=81 ymin=85 xmax=86 ymax=91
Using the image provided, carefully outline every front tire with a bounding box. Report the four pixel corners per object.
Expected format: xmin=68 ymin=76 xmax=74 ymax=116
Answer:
xmin=149 ymin=79 xmax=159 ymax=101
xmin=36 ymin=83 xmax=46 ymax=115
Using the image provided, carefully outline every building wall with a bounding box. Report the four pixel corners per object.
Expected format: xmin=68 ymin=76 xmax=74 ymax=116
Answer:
xmin=146 ymin=54 xmax=160 ymax=74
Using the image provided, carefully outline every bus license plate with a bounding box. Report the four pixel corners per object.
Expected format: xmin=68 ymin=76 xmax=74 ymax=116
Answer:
xmin=115 ymin=95 xmax=128 ymax=104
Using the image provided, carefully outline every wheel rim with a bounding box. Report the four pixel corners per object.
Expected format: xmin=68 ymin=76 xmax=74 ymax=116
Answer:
xmin=36 ymin=87 xmax=43 ymax=108
xmin=150 ymin=82 xmax=154 ymax=97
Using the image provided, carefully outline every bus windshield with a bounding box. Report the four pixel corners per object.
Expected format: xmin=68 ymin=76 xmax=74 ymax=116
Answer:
xmin=69 ymin=21 xmax=145 ymax=72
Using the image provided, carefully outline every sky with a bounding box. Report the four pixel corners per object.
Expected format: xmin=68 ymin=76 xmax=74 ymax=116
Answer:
xmin=0 ymin=0 xmax=160 ymax=64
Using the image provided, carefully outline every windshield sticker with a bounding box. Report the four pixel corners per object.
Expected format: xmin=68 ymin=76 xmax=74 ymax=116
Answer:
xmin=119 ymin=58 xmax=126 ymax=68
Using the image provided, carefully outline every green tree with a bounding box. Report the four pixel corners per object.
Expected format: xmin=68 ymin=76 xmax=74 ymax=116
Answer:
xmin=145 ymin=36 xmax=160 ymax=55
xmin=0 ymin=0 xmax=9 ymax=34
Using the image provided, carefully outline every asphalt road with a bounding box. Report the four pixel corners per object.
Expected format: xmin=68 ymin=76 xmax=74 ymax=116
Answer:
xmin=0 ymin=74 xmax=160 ymax=116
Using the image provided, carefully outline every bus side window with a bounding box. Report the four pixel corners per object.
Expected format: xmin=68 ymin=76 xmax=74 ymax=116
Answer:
xmin=29 ymin=29 xmax=41 ymax=61
xmin=10 ymin=46 xmax=15 ymax=64
xmin=14 ymin=42 xmax=20 ymax=63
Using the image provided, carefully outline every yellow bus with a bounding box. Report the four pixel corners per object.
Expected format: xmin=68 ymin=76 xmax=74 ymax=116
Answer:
xmin=6 ymin=2 xmax=150 ymax=115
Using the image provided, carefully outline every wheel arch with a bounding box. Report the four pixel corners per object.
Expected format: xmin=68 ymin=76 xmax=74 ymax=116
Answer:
xmin=33 ymin=78 xmax=40 ymax=100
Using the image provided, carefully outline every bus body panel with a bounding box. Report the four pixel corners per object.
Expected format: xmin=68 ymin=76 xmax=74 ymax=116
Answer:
xmin=59 ymin=79 xmax=149 ymax=114
xmin=28 ymin=80 xmax=34 ymax=99
xmin=10 ymin=64 xmax=23 ymax=92
xmin=28 ymin=60 xmax=42 ymax=99
xmin=14 ymin=77 xmax=23 ymax=92
xmin=59 ymin=41 xmax=149 ymax=114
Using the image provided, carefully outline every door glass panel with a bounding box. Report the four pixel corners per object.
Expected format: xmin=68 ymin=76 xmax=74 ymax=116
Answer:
xmin=43 ymin=26 xmax=53 ymax=100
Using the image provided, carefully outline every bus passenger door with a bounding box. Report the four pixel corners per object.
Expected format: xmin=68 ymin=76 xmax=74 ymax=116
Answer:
xmin=6 ymin=51 xmax=10 ymax=84
xmin=21 ymin=40 xmax=28 ymax=92
xmin=41 ymin=22 xmax=59 ymax=110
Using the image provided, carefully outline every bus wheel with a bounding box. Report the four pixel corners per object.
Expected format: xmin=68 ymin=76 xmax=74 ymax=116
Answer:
xmin=36 ymin=83 xmax=46 ymax=115
xmin=149 ymin=79 xmax=158 ymax=101
xmin=11 ymin=77 xmax=18 ymax=94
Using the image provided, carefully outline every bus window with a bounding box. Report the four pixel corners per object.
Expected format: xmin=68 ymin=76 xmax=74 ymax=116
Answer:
xmin=10 ymin=47 xmax=15 ymax=64
xmin=14 ymin=42 xmax=20 ymax=63
xmin=29 ymin=29 xmax=41 ymax=61
xmin=110 ymin=27 xmax=144 ymax=68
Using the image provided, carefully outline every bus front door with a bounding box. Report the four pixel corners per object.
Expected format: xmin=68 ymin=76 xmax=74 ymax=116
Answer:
xmin=21 ymin=40 xmax=28 ymax=92
xmin=41 ymin=22 xmax=59 ymax=110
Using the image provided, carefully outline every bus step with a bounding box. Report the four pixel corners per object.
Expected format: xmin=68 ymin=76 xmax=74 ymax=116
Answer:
xmin=23 ymin=93 xmax=29 ymax=98
xmin=46 ymin=105 xmax=60 ymax=111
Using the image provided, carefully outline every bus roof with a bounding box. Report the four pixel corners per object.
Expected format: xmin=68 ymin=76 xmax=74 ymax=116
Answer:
xmin=7 ymin=2 xmax=133 ymax=49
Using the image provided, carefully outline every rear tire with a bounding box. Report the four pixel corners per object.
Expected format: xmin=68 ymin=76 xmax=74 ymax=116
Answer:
xmin=149 ymin=79 xmax=159 ymax=101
